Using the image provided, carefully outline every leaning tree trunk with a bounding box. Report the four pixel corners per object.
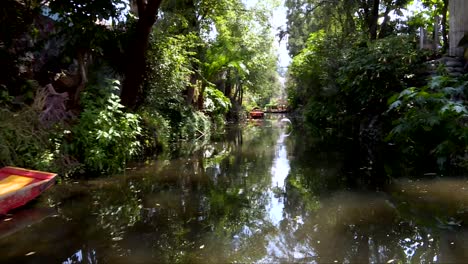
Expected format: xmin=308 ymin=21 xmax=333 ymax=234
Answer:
xmin=121 ymin=0 xmax=163 ymax=110
xmin=449 ymin=0 xmax=468 ymax=57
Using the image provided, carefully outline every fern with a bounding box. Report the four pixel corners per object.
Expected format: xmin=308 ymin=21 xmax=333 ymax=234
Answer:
xmin=387 ymin=74 xmax=468 ymax=169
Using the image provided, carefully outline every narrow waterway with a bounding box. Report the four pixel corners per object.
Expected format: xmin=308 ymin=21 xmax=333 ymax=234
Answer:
xmin=0 ymin=115 xmax=467 ymax=263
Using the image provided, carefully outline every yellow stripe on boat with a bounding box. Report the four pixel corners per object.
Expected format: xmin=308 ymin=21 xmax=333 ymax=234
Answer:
xmin=0 ymin=175 xmax=34 ymax=196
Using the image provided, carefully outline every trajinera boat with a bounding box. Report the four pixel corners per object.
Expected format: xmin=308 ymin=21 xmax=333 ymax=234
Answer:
xmin=0 ymin=167 xmax=57 ymax=215
xmin=249 ymin=107 xmax=265 ymax=119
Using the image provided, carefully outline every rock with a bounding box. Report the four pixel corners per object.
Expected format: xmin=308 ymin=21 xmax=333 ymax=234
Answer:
xmin=438 ymin=56 xmax=461 ymax=64
xmin=446 ymin=60 xmax=464 ymax=67
xmin=446 ymin=67 xmax=465 ymax=73
xmin=449 ymin=72 xmax=463 ymax=77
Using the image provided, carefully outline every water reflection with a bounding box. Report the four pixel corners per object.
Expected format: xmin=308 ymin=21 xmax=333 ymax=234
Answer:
xmin=268 ymin=127 xmax=290 ymax=225
xmin=0 ymin=115 xmax=467 ymax=263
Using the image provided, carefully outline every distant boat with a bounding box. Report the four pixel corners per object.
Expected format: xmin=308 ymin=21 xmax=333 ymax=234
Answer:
xmin=265 ymin=104 xmax=289 ymax=113
xmin=0 ymin=167 xmax=57 ymax=215
xmin=249 ymin=107 xmax=265 ymax=119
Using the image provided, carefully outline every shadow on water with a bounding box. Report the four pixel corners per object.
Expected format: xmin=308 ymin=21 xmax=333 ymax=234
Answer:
xmin=0 ymin=114 xmax=467 ymax=263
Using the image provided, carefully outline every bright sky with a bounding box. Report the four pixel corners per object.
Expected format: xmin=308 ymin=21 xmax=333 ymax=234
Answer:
xmin=243 ymin=0 xmax=292 ymax=69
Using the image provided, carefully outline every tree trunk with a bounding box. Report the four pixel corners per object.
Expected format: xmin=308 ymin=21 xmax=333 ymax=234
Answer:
xmin=441 ymin=0 xmax=449 ymax=53
xmin=369 ymin=0 xmax=380 ymax=40
xmin=186 ymin=73 xmax=197 ymax=106
xmin=344 ymin=0 xmax=356 ymax=36
xmin=197 ymin=85 xmax=205 ymax=110
xmin=239 ymin=83 xmax=243 ymax=105
xmin=72 ymin=49 xmax=90 ymax=106
xmin=120 ymin=0 xmax=163 ymax=110
xmin=224 ymin=69 xmax=232 ymax=98
xmin=179 ymin=0 xmax=201 ymax=108
xmin=449 ymin=0 xmax=468 ymax=56
xmin=378 ymin=5 xmax=392 ymax=39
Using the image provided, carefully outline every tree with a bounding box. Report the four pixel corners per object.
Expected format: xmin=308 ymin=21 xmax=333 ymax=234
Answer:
xmin=285 ymin=0 xmax=411 ymax=57
xmin=120 ymin=0 xmax=163 ymax=109
xmin=418 ymin=0 xmax=449 ymax=52
xmin=36 ymin=0 xmax=128 ymax=105
xmin=285 ymin=0 xmax=355 ymax=56
xmin=200 ymin=0 xmax=280 ymax=113
xmin=354 ymin=0 xmax=412 ymax=40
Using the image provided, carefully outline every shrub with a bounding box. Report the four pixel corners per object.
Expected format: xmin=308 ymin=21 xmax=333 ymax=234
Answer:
xmin=174 ymin=110 xmax=211 ymax=140
xmin=387 ymin=75 xmax=468 ymax=169
xmin=68 ymin=79 xmax=141 ymax=174
xmin=0 ymin=107 xmax=52 ymax=170
xmin=288 ymin=34 xmax=425 ymax=137
xmin=138 ymin=109 xmax=171 ymax=155
xmin=338 ymin=36 xmax=423 ymax=115
xmin=203 ymin=85 xmax=231 ymax=116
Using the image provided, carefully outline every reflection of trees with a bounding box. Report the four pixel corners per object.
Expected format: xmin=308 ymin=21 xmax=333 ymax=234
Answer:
xmin=287 ymin=131 xmax=347 ymax=196
xmin=281 ymin=164 xmax=467 ymax=263
xmin=42 ymin=120 xmax=285 ymax=263
xmin=280 ymin=188 xmax=441 ymax=263
xmin=281 ymin=134 xmax=464 ymax=262
xmin=3 ymin=122 xmax=468 ymax=263
xmin=201 ymin=122 xmax=282 ymax=262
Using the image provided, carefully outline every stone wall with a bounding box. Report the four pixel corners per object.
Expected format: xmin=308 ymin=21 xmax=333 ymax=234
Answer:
xmin=426 ymin=57 xmax=466 ymax=78
xmin=449 ymin=0 xmax=468 ymax=57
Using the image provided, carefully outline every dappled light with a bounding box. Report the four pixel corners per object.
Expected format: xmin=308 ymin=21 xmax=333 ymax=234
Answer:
xmin=1 ymin=0 xmax=467 ymax=262
xmin=1 ymin=117 xmax=467 ymax=262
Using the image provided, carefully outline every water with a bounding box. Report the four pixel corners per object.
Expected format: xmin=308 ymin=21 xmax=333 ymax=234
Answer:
xmin=1 ymin=115 xmax=467 ymax=263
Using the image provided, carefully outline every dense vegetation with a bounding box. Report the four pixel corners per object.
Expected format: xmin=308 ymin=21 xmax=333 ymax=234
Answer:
xmin=0 ymin=0 xmax=282 ymax=177
xmin=1 ymin=0 xmax=467 ymax=179
xmin=286 ymin=0 xmax=467 ymax=177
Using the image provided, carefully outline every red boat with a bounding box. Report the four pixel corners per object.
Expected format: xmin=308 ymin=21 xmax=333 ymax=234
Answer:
xmin=0 ymin=167 xmax=57 ymax=215
xmin=249 ymin=107 xmax=265 ymax=119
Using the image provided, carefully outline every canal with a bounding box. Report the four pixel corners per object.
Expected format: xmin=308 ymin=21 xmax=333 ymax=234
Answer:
xmin=0 ymin=115 xmax=467 ymax=263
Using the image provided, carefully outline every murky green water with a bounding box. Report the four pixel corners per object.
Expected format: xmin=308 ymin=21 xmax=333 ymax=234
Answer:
xmin=1 ymin=115 xmax=468 ymax=263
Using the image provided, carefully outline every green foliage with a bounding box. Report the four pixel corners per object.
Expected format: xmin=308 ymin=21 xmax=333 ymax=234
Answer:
xmin=411 ymin=0 xmax=447 ymax=32
xmin=285 ymin=0 xmax=357 ymax=56
xmin=204 ymin=85 xmax=231 ymax=115
xmin=243 ymin=94 xmax=261 ymax=112
xmin=285 ymin=0 xmax=468 ymax=174
xmin=338 ymin=36 xmax=423 ymax=114
xmin=144 ymin=32 xmax=197 ymax=117
xmin=174 ymin=111 xmax=212 ymax=140
xmin=0 ymin=107 xmax=52 ymax=170
xmin=0 ymin=1 xmax=40 ymax=48
xmin=138 ymin=109 xmax=171 ymax=154
xmin=0 ymin=85 xmax=14 ymax=105
xmin=47 ymin=0 xmax=126 ymax=51
xmin=202 ymin=0 xmax=280 ymax=110
xmin=143 ymin=28 xmax=216 ymax=140
xmin=0 ymin=0 xmax=279 ymax=178
xmin=69 ymin=79 xmax=141 ymax=174
xmin=47 ymin=0 xmax=125 ymax=24
xmin=287 ymin=30 xmax=346 ymax=127
xmin=387 ymin=75 xmax=468 ymax=169
xmin=0 ymin=1 xmax=45 ymax=103
xmin=288 ymin=33 xmax=425 ymax=130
